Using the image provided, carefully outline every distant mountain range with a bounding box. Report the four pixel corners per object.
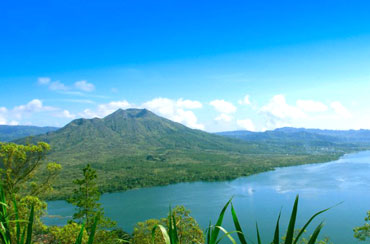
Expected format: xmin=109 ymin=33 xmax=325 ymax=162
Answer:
xmin=217 ymin=127 xmax=370 ymax=146
xmin=3 ymin=109 xmax=369 ymax=199
xmin=0 ymin=125 xmax=58 ymax=142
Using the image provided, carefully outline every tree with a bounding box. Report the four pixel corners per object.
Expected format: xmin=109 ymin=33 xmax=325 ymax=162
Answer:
xmin=132 ymin=205 xmax=204 ymax=244
xmin=0 ymin=142 xmax=62 ymax=238
xmin=68 ymin=164 xmax=115 ymax=234
xmin=0 ymin=142 xmax=61 ymax=198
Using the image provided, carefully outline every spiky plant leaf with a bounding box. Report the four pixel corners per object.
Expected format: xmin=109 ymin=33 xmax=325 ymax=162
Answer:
xmin=307 ymin=223 xmax=324 ymax=244
xmin=210 ymin=198 xmax=232 ymax=243
xmin=230 ymin=203 xmax=248 ymax=244
xmin=152 ymin=224 xmax=171 ymax=244
xmin=285 ymin=195 xmax=299 ymax=244
xmin=24 ymin=205 xmax=34 ymax=244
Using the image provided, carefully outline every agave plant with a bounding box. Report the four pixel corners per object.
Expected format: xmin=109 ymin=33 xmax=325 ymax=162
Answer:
xmin=0 ymin=185 xmax=34 ymax=244
xmin=152 ymin=195 xmax=330 ymax=244
xmin=74 ymin=215 xmax=99 ymax=244
xmin=0 ymin=182 xmax=99 ymax=244
xmin=231 ymin=195 xmax=331 ymax=244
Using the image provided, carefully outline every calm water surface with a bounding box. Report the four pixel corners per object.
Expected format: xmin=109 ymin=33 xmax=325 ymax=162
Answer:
xmin=44 ymin=151 xmax=370 ymax=243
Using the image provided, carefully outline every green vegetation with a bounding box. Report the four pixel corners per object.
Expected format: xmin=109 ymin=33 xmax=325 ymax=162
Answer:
xmin=354 ymin=211 xmax=370 ymax=241
xmin=68 ymin=164 xmax=115 ymax=233
xmin=132 ymin=206 xmax=203 ymax=244
xmin=12 ymin=108 xmax=356 ymax=200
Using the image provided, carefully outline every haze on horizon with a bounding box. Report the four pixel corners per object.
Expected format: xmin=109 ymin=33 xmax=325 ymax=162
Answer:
xmin=1 ymin=0 xmax=370 ymax=132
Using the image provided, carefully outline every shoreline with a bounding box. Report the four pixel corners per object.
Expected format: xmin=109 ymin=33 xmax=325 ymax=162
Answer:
xmin=45 ymin=151 xmax=355 ymax=202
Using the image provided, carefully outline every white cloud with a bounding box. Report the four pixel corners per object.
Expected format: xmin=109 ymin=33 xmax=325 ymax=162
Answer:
xmin=237 ymin=119 xmax=256 ymax=131
xmin=49 ymin=81 xmax=68 ymax=91
xmin=172 ymin=109 xmax=205 ymax=130
xmin=14 ymin=99 xmax=56 ymax=115
xmin=330 ymin=101 xmax=352 ymax=118
xmin=0 ymin=100 xmax=59 ymax=125
xmin=296 ymin=100 xmax=328 ymax=112
xmin=176 ymin=99 xmax=202 ymax=109
xmin=0 ymin=116 xmax=6 ymax=125
xmin=8 ymin=120 xmax=19 ymax=125
xmin=74 ymin=80 xmax=95 ymax=92
xmin=142 ymin=97 xmax=204 ymax=130
xmin=80 ymin=100 xmax=132 ymax=118
xmin=261 ymin=95 xmax=306 ymax=120
xmin=238 ymin=95 xmax=251 ymax=105
xmin=209 ymin=99 xmax=236 ymax=114
xmin=37 ymin=77 xmax=51 ymax=85
xmin=54 ymin=110 xmax=76 ymax=119
xmin=215 ymin=113 xmax=232 ymax=122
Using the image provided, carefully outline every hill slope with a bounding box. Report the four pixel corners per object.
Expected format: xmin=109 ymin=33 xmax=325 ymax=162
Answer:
xmin=18 ymin=109 xmax=351 ymax=199
xmin=0 ymin=125 xmax=58 ymax=142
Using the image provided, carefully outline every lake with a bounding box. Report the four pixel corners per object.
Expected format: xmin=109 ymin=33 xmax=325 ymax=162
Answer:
xmin=44 ymin=151 xmax=370 ymax=243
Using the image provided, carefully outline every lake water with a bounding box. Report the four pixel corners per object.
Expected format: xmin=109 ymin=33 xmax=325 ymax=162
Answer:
xmin=44 ymin=151 xmax=370 ymax=243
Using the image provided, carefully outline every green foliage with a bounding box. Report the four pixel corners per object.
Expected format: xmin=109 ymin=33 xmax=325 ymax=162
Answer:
xmin=133 ymin=206 xmax=203 ymax=244
xmin=354 ymin=210 xmax=370 ymax=241
xmin=0 ymin=142 xmax=62 ymax=199
xmin=49 ymin=222 xmax=89 ymax=244
xmin=68 ymin=164 xmax=115 ymax=234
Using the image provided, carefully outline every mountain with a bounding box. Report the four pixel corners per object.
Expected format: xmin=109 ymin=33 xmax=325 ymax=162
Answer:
xmin=0 ymin=125 xmax=58 ymax=142
xmin=217 ymin=127 xmax=370 ymax=149
xmin=24 ymin=108 xmax=265 ymax=165
xmin=16 ymin=109 xmax=353 ymax=199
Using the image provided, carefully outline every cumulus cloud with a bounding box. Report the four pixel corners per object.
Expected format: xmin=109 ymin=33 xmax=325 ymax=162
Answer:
xmin=215 ymin=113 xmax=232 ymax=122
xmin=259 ymin=95 xmax=355 ymax=130
xmin=0 ymin=99 xmax=68 ymax=125
xmin=330 ymin=101 xmax=351 ymax=118
xmin=142 ymin=98 xmax=204 ymax=130
xmin=296 ymin=100 xmax=328 ymax=112
xmin=176 ymin=99 xmax=202 ymax=109
xmin=54 ymin=110 xmax=76 ymax=119
xmin=74 ymin=80 xmax=95 ymax=92
xmin=260 ymin=95 xmax=307 ymax=130
xmin=80 ymin=100 xmax=132 ymax=118
xmin=14 ymin=99 xmax=56 ymax=115
xmin=261 ymin=95 xmax=306 ymax=120
xmin=238 ymin=95 xmax=251 ymax=105
xmin=209 ymin=99 xmax=236 ymax=114
xmin=237 ymin=119 xmax=256 ymax=131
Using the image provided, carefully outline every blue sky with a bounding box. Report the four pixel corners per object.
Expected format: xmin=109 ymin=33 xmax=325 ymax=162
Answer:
xmin=1 ymin=0 xmax=370 ymax=131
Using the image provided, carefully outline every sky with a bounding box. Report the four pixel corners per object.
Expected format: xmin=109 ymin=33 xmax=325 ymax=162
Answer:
xmin=1 ymin=0 xmax=370 ymax=132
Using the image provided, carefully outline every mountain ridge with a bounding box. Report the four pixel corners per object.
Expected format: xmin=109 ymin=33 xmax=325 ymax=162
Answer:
xmin=0 ymin=125 xmax=58 ymax=142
